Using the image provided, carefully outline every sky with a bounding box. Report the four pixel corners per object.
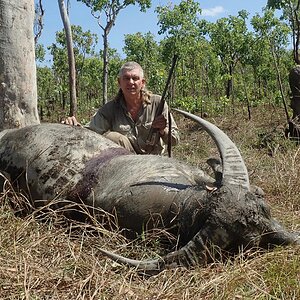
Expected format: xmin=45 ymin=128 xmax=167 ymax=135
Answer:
xmin=38 ymin=0 xmax=273 ymax=64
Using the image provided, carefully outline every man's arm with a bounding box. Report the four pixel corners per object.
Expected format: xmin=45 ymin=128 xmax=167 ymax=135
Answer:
xmin=85 ymin=109 xmax=111 ymax=134
xmin=151 ymin=103 xmax=180 ymax=146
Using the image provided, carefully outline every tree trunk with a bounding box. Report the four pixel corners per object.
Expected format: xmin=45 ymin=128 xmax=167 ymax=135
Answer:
xmin=102 ymin=29 xmax=109 ymax=105
xmin=58 ymin=0 xmax=77 ymax=117
xmin=240 ymin=66 xmax=251 ymax=120
xmin=226 ymin=65 xmax=233 ymax=99
xmin=289 ymin=65 xmax=300 ymax=119
xmin=0 ymin=0 xmax=40 ymax=129
xmin=286 ymin=65 xmax=300 ymax=139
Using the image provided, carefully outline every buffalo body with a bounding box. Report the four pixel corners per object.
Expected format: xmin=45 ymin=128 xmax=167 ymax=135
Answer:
xmin=0 ymin=110 xmax=298 ymax=274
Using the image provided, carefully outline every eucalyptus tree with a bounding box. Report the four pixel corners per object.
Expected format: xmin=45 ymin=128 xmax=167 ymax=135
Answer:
xmin=48 ymin=26 xmax=98 ymax=111
xmin=79 ymin=56 xmax=102 ymax=109
xmin=267 ymin=0 xmax=300 ymax=130
xmin=79 ymin=48 xmax=122 ymax=114
xmin=103 ymin=49 xmax=122 ymax=99
xmin=49 ymin=42 xmax=69 ymax=110
xmin=207 ymin=10 xmax=252 ymax=108
xmin=58 ymin=0 xmax=77 ymax=117
xmin=0 ymin=0 xmax=40 ymax=129
xmin=192 ymin=32 xmax=224 ymax=114
xmin=123 ymin=32 xmax=165 ymax=92
xmin=268 ymin=0 xmax=300 ymax=63
xmin=36 ymin=66 xmax=57 ymax=121
xmin=155 ymin=0 xmax=204 ymax=108
xmin=69 ymin=26 xmax=98 ymax=100
xmin=77 ymin=0 xmax=151 ymax=104
xmin=251 ymin=9 xmax=291 ymax=113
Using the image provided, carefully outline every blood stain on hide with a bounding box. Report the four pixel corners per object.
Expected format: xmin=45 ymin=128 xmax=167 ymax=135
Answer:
xmin=68 ymin=147 xmax=130 ymax=202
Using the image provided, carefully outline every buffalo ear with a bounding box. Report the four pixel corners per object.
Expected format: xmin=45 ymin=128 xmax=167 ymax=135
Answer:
xmin=207 ymin=158 xmax=222 ymax=186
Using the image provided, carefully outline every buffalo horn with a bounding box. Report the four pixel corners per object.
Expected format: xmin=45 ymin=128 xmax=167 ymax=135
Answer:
xmin=173 ymin=109 xmax=250 ymax=190
xmin=99 ymin=231 xmax=209 ymax=275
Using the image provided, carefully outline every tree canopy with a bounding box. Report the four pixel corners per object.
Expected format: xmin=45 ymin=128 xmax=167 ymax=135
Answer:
xmin=35 ymin=1 xmax=295 ymax=122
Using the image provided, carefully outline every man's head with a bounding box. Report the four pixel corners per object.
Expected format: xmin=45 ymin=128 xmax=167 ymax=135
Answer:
xmin=118 ymin=62 xmax=145 ymax=101
xmin=118 ymin=61 xmax=144 ymax=78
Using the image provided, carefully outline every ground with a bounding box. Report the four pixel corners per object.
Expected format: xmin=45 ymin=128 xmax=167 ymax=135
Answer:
xmin=0 ymin=105 xmax=299 ymax=299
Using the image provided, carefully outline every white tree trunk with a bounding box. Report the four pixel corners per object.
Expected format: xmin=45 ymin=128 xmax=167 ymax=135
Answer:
xmin=58 ymin=0 xmax=77 ymax=117
xmin=0 ymin=0 xmax=40 ymax=129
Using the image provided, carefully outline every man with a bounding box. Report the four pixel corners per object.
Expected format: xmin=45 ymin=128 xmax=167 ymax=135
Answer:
xmin=64 ymin=61 xmax=179 ymax=155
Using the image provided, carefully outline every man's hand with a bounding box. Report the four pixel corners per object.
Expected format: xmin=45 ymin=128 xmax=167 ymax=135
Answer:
xmin=61 ymin=116 xmax=82 ymax=126
xmin=152 ymin=114 xmax=168 ymax=136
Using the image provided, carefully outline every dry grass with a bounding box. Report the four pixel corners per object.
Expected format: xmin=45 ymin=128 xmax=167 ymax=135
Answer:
xmin=1 ymin=106 xmax=300 ymax=299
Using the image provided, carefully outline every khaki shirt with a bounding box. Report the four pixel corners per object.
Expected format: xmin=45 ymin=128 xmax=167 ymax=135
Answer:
xmin=86 ymin=94 xmax=180 ymax=155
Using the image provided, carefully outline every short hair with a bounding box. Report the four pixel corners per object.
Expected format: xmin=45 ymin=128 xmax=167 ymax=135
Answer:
xmin=118 ymin=61 xmax=144 ymax=79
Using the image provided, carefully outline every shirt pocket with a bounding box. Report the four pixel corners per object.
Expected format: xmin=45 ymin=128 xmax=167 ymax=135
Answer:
xmin=117 ymin=124 xmax=132 ymax=134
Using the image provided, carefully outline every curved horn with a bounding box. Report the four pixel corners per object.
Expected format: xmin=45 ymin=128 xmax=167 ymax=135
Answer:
xmin=99 ymin=232 xmax=210 ymax=275
xmin=173 ymin=108 xmax=250 ymax=190
xmin=99 ymin=228 xmax=300 ymax=276
xmin=98 ymin=248 xmax=164 ymax=276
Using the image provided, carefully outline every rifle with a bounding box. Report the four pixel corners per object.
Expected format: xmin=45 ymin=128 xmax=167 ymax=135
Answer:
xmin=145 ymin=55 xmax=178 ymax=153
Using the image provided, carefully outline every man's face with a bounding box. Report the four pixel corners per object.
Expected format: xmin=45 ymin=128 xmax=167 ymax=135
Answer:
xmin=118 ymin=68 xmax=145 ymax=100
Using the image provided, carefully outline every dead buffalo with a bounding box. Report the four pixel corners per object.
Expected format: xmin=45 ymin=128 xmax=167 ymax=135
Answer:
xmin=0 ymin=109 xmax=299 ymax=275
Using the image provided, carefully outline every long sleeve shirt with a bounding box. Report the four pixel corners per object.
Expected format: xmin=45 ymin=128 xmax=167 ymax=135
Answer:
xmin=86 ymin=94 xmax=180 ymax=155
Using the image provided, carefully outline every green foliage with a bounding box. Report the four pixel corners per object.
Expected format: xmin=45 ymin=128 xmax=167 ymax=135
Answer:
xmin=123 ymin=32 xmax=165 ymax=92
xmin=267 ymin=0 xmax=300 ymax=64
xmin=207 ymin=11 xmax=253 ymax=99
xmin=78 ymin=0 xmax=151 ymax=13
xmin=174 ymin=96 xmax=199 ymax=113
xmin=36 ymin=66 xmax=58 ymax=121
xmin=36 ymin=3 xmax=296 ymax=120
xmin=251 ymin=9 xmax=290 ymax=46
xmin=106 ymin=49 xmax=123 ymax=98
xmin=36 ymin=25 xmax=104 ymax=120
xmin=35 ymin=43 xmax=46 ymax=63
xmin=156 ymin=0 xmax=202 ymax=56
xmin=267 ymin=0 xmax=289 ymax=10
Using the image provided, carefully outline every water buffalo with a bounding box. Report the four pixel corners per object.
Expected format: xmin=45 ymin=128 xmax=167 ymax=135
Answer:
xmin=0 ymin=109 xmax=298 ymax=275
